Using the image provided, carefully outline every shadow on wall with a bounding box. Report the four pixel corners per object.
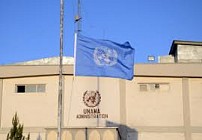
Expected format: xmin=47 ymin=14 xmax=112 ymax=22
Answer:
xmin=37 ymin=133 xmax=42 ymax=140
xmin=106 ymin=121 xmax=138 ymax=140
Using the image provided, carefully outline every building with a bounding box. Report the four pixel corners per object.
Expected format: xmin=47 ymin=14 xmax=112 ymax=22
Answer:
xmin=0 ymin=41 xmax=202 ymax=140
xmin=159 ymin=40 xmax=202 ymax=63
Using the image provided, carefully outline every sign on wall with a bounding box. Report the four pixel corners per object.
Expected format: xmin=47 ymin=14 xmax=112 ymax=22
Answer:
xmin=76 ymin=90 xmax=108 ymax=119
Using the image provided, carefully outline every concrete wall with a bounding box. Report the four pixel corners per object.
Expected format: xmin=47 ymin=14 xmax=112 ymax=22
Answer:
xmin=63 ymin=76 xmax=121 ymax=127
xmin=125 ymin=77 xmax=184 ymax=140
xmin=0 ymin=76 xmax=122 ymax=139
xmin=126 ymin=77 xmax=183 ymax=126
xmin=177 ymin=45 xmax=202 ymax=63
xmin=0 ymin=68 xmax=202 ymax=140
xmin=1 ymin=76 xmax=59 ymax=128
xmin=189 ymin=78 xmax=202 ymax=126
xmin=124 ymin=77 xmax=202 ymax=140
xmin=189 ymin=78 xmax=202 ymax=140
xmin=158 ymin=55 xmax=174 ymax=63
xmin=0 ymin=79 xmax=3 ymax=128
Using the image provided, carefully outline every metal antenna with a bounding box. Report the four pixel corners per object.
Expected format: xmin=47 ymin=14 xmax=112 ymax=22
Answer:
xmin=75 ymin=0 xmax=81 ymax=32
xmin=73 ymin=0 xmax=81 ymax=77
xmin=57 ymin=0 xmax=64 ymax=139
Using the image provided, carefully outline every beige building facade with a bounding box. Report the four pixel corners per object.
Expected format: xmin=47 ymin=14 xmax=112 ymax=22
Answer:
xmin=0 ymin=41 xmax=202 ymax=140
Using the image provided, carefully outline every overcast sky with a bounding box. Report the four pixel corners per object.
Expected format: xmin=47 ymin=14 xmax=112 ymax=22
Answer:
xmin=0 ymin=0 xmax=202 ymax=64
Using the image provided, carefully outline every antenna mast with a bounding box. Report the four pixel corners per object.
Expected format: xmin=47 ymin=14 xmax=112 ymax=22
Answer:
xmin=75 ymin=0 xmax=81 ymax=32
xmin=57 ymin=0 xmax=64 ymax=139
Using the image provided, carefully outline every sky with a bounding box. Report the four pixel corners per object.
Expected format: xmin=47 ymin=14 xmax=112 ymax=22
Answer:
xmin=0 ymin=0 xmax=202 ymax=65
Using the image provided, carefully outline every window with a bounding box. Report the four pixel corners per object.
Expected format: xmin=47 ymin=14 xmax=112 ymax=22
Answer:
xmin=16 ymin=84 xmax=46 ymax=93
xmin=139 ymin=84 xmax=148 ymax=91
xmin=154 ymin=84 xmax=160 ymax=89
xmin=150 ymin=84 xmax=160 ymax=91
xmin=17 ymin=85 xmax=25 ymax=93
xmin=139 ymin=83 xmax=170 ymax=92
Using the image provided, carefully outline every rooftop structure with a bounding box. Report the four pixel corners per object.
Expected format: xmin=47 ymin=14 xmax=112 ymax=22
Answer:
xmin=159 ymin=40 xmax=202 ymax=63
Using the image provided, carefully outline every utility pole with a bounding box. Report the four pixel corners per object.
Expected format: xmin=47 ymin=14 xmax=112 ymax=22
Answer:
xmin=57 ymin=0 xmax=81 ymax=139
xmin=57 ymin=0 xmax=64 ymax=139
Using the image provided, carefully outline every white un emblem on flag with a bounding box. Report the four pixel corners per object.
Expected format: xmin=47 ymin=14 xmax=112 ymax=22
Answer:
xmin=93 ymin=46 xmax=118 ymax=66
xmin=76 ymin=34 xmax=134 ymax=80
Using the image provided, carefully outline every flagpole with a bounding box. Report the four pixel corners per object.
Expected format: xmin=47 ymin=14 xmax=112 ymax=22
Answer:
xmin=57 ymin=0 xmax=64 ymax=139
xmin=73 ymin=32 xmax=78 ymax=78
xmin=74 ymin=0 xmax=81 ymax=77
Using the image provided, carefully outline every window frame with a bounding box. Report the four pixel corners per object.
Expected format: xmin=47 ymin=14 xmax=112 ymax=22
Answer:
xmin=15 ymin=84 xmax=46 ymax=93
xmin=138 ymin=83 xmax=170 ymax=92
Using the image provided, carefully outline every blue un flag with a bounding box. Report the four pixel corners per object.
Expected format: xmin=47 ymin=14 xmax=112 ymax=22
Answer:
xmin=75 ymin=34 xmax=135 ymax=80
